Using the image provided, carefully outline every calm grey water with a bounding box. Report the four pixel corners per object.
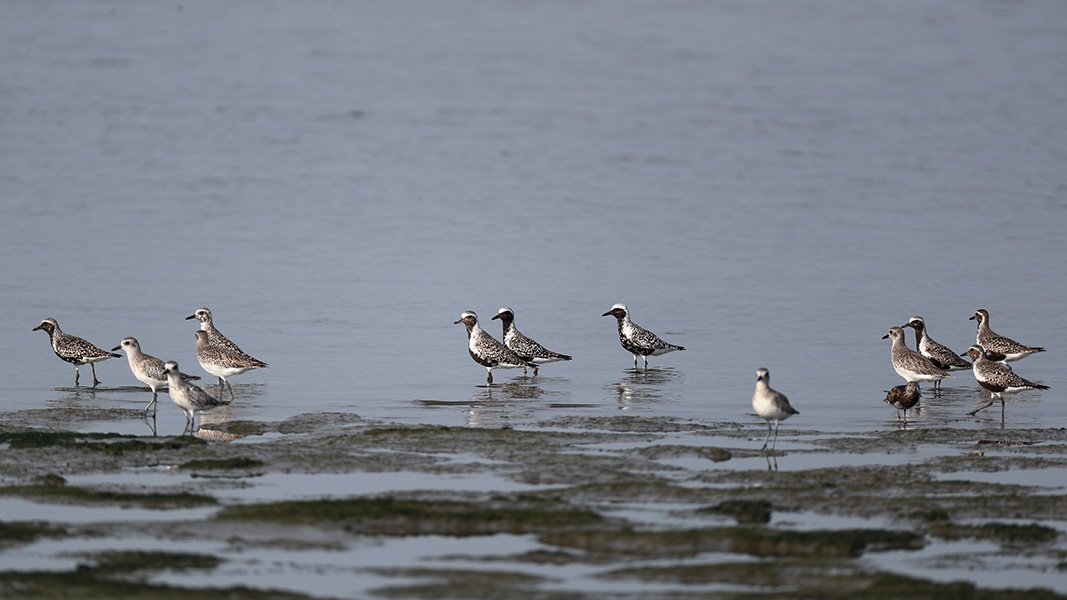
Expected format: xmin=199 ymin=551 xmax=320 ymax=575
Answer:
xmin=2 ymin=1 xmax=1065 ymax=435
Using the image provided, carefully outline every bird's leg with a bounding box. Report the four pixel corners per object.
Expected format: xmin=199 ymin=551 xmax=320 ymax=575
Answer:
xmin=632 ymin=354 xmax=638 ymax=370
xmin=642 ymin=356 xmax=649 ymax=370
xmin=771 ymin=420 xmax=781 ymax=451
xmin=225 ymin=380 xmax=235 ymax=400
xmin=486 ymin=369 xmax=493 ymax=385
xmin=761 ymin=421 xmax=772 ymax=451
xmin=967 ymin=399 xmax=996 ymax=416
xmin=144 ymin=391 xmax=157 ymax=416
xmin=74 ymin=366 xmax=80 ymax=387
xmin=91 ymin=363 xmax=101 ymax=387
xmin=533 ymin=366 xmax=539 ymax=376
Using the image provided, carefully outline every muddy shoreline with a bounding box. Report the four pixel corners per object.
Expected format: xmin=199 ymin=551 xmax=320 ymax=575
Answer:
xmin=1 ymin=411 xmax=1066 ymax=598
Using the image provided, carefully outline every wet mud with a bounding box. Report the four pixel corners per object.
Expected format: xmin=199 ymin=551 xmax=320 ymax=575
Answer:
xmin=1 ymin=414 xmax=1066 ymax=598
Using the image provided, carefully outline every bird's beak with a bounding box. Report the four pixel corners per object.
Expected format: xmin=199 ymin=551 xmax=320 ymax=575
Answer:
xmin=491 ymin=314 xmax=501 ymax=320
xmin=601 ymin=311 xmax=611 ymax=317
xmin=968 ymin=314 xmax=977 ymax=320
xmin=453 ymin=319 xmax=462 ymax=325
xmin=111 ymin=345 xmax=122 ymax=352
xmin=881 ymin=333 xmax=890 ymax=339
xmin=32 ymin=325 xmax=42 ymax=331
xmin=185 ymin=314 xmax=196 ymax=320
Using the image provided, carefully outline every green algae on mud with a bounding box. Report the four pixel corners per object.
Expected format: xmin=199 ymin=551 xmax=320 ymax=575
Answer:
xmin=76 ymin=550 xmax=222 ymax=575
xmin=0 ymin=571 xmax=314 ymax=600
xmin=929 ymin=521 xmax=1060 ymax=547
xmin=180 ymin=456 xmax=265 ymax=471
xmin=605 ymin=563 xmax=1067 ymax=600
xmin=0 ymin=480 xmax=217 ymax=508
xmin=0 ymin=521 xmax=65 ymax=548
xmin=540 ymin=527 xmax=924 ymax=559
xmin=216 ymin=495 xmax=605 ymax=536
xmin=368 ymin=568 xmax=548 ymax=600
xmin=700 ymin=499 xmax=774 ymax=524
xmin=0 ymin=429 xmax=206 ymax=454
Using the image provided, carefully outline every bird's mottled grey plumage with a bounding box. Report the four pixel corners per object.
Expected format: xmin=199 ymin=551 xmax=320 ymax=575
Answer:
xmin=965 ymin=344 xmax=1049 ymax=416
xmin=884 ymin=381 xmax=921 ymax=423
xmin=902 ymin=316 xmax=970 ymax=371
xmin=455 ymin=311 xmax=535 ymax=384
xmin=970 ymin=309 xmax=1045 ymax=363
xmin=902 ymin=316 xmax=969 ymax=391
xmin=33 ymin=317 xmax=120 ymax=387
xmin=186 ymin=307 xmax=268 ymax=368
xmin=491 ymin=307 xmax=572 ymax=376
xmin=194 ymin=330 xmax=263 ymax=400
xmin=751 ymin=368 xmax=798 ymax=451
xmin=602 ymin=304 xmax=685 ymax=369
xmin=112 ymin=336 xmax=200 ymax=416
xmin=882 ymin=326 xmax=952 ymax=385
xmin=163 ymin=360 xmax=230 ymax=433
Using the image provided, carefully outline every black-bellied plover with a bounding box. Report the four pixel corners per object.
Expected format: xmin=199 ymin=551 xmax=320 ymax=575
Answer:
xmin=194 ymin=330 xmax=262 ymax=400
xmin=751 ymin=368 xmax=799 ymax=451
xmin=491 ymin=307 xmax=572 ymax=376
xmin=964 ymin=345 xmax=1049 ymax=416
xmin=112 ymin=336 xmax=200 ymax=417
xmin=33 ymin=318 xmax=120 ymax=387
xmin=454 ymin=311 xmax=535 ymax=384
xmin=884 ymin=381 xmax=921 ymax=424
xmin=969 ymin=309 xmax=1045 ymax=363
xmin=602 ymin=304 xmax=685 ymax=369
xmin=163 ymin=360 xmax=230 ymax=433
xmin=882 ymin=326 xmax=952 ymax=387
xmin=186 ymin=307 xmax=268 ymax=369
xmin=901 ymin=316 xmax=970 ymax=390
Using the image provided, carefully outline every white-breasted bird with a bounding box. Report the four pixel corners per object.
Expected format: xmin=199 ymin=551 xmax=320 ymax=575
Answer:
xmin=33 ymin=318 xmax=120 ymax=387
xmin=602 ymin=304 xmax=685 ymax=370
xmin=163 ymin=360 xmax=229 ymax=433
xmin=751 ymin=367 xmax=799 ymax=451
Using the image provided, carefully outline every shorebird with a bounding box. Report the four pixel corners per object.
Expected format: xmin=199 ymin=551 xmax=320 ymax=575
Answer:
xmin=969 ymin=309 xmax=1045 ymax=363
xmin=186 ymin=307 xmax=268 ymax=371
xmin=901 ymin=316 xmax=970 ymax=390
xmin=163 ymin=360 xmax=230 ymax=433
xmin=602 ymin=304 xmax=685 ymax=369
xmin=112 ymin=337 xmax=200 ymax=417
xmin=964 ymin=345 xmax=1049 ymax=416
xmin=194 ymin=330 xmax=262 ymax=400
xmin=33 ymin=318 xmax=120 ymax=387
xmin=751 ymin=368 xmax=799 ymax=451
xmin=884 ymin=381 xmax=921 ymax=424
xmin=882 ymin=326 xmax=952 ymax=387
xmin=491 ymin=307 xmax=572 ymax=376
xmin=454 ymin=311 xmax=535 ymax=384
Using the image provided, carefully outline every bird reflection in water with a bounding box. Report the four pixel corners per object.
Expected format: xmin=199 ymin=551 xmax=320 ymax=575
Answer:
xmin=611 ymin=367 xmax=682 ymax=409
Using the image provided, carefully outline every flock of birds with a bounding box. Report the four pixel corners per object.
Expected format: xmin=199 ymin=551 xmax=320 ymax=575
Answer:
xmin=454 ymin=304 xmax=1050 ymax=450
xmin=32 ymin=308 xmax=267 ymax=433
xmin=882 ymin=309 xmax=1048 ymax=422
xmin=30 ymin=303 xmax=1050 ymax=447
xmin=457 ymin=303 xmax=789 ymax=451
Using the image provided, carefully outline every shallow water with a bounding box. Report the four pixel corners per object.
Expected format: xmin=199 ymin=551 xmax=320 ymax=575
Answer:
xmin=2 ymin=1 xmax=1067 ymax=597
